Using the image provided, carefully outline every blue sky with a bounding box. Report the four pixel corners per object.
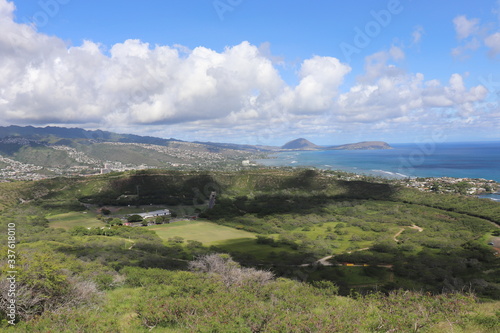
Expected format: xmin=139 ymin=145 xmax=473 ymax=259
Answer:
xmin=1 ymin=0 xmax=499 ymax=145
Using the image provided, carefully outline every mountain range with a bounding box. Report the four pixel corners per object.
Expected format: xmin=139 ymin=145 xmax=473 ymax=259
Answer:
xmin=0 ymin=125 xmax=391 ymax=181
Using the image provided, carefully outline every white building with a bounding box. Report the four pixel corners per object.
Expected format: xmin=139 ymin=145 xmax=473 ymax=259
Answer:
xmin=136 ymin=209 xmax=170 ymax=219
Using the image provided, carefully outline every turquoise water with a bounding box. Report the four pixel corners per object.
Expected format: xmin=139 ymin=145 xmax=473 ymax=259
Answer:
xmin=256 ymin=142 xmax=500 ymax=182
xmin=479 ymin=193 xmax=500 ymax=202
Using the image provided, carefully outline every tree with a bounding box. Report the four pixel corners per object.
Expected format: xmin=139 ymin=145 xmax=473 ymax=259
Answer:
xmin=155 ymin=215 xmax=170 ymax=224
xmin=70 ymin=226 xmax=89 ymax=236
xmin=109 ymin=218 xmax=123 ymax=226
xmin=127 ymin=214 xmax=143 ymax=222
xmin=168 ymin=236 xmax=184 ymax=244
xmin=187 ymin=240 xmax=203 ymax=249
xmin=256 ymin=235 xmax=275 ymax=245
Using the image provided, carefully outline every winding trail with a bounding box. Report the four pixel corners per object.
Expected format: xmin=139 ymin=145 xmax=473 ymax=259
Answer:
xmin=393 ymin=228 xmax=406 ymax=242
xmin=409 ymin=224 xmax=424 ymax=232
xmin=394 ymin=224 xmax=424 ymax=242
xmin=311 ymin=225 xmax=424 ymax=268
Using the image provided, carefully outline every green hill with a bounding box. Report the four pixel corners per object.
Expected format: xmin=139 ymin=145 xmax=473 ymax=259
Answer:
xmin=0 ymin=169 xmax=499 ymax=331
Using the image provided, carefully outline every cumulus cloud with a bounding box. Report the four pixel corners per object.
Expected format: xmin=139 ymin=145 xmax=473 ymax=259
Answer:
xmin=484 ymin=32 xmax=500 ymax=56
xmin=280 ymin=56 xmax=351 ymax=114
xmin=334 ymin=51 xmax=488 ymax=125
xmin=453 ymin=15 xmax=480 ymax=40
xmin=0 ymin=0 xmax=492 ymax=143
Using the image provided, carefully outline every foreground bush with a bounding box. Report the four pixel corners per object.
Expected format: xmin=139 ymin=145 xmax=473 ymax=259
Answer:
xmin=188 ymin=253 xmax=274 ymax=287
xmin=132 ymin=256 xmax=479 ymax=332
xmin=0 ymin=250 xmax=102 ymax=323
xmin=6 ymin=263 xmax=497 ymax=332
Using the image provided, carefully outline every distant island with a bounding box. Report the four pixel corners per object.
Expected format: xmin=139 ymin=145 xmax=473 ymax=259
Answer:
xmin=329 ymin=141 xmax=392 ymax=150
xmin=281 ymin=138 xmax=392 ymax=151
xmin=281 ymin=138 xmax=320 ymax=150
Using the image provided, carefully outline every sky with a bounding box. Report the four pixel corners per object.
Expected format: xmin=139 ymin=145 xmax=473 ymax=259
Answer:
xmin=0 ymin=0 xmax=499 ymax=145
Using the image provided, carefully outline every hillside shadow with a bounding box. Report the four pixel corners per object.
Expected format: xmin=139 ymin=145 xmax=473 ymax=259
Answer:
xmin=205 ymin=178 xmax=397 ymax=219
xmin=80 ymin=172 xmax=226 ymax=206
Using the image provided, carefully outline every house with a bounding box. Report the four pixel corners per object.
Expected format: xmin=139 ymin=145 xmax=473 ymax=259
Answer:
xmin=135 ymin=208 xmax=171 ymax=219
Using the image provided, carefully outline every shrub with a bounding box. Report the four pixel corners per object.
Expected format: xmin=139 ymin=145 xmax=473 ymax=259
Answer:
xmin=0 ymin=252 xmax=102 ymax=322
xmin=188 ymin=254 xmax=274 ymax=287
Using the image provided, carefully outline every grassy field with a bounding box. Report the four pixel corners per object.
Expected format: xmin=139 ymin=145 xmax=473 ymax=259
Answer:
xmin=147 ymin=220 xmax=257 ymax=244
xmin=48 ymin=211 xmax=103 ymax=229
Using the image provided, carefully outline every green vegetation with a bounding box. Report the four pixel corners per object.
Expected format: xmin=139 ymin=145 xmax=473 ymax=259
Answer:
xmin=0 ymin=169 xmax=499 ymax=331
xmin=148 ymin=220 xmax=256 ymax=244
xmin=48 ymin=211 xmax=103 ymax=229
xmin=4 ymin=258 xmax=500 ymax=332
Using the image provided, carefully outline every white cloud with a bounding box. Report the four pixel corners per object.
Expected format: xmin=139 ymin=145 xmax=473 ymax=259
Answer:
xmin=0 ymin=0 xmax=493 ymax=144
xmin=484 ymin=32 xmax=500 ymax=56
xmin=0 ymin=0 xmax=13 ymax=18
xmin=451 ymin=38 xmax=481 ymax=58
xmin=411 ymin=26 xmax=424 ymax=46
xmin=453 ymin=15 xmax=480 ymax=40
xmin=334 ymin=53 xmax=488 ymax=125
xmin=451 ymin=8 xmax=500 ymax=58
xmin=281 ymin=56 xmax=351 ymax=114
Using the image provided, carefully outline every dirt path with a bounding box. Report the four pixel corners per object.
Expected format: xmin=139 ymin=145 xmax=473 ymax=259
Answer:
xmin=314 ymin=247 xmax=371 ymax=267
xmin=491 ymin=236 xmax=500 ymax=256
xmin=124 ymin=239 xmax=135 ymax=250
xmin=317 ymin=255 xmax=334 ymax=266
xmin=393 ymin=228 xmax=405 ymax=242
xmin=409 ymin=224 xmax=424 ymax=232
xmin=394 ymin=225 xmax=424 ymax=242
xmin=347 ymin=247 xmax=370 ymax=254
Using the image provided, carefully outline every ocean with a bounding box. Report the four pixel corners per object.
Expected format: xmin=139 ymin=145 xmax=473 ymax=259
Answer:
xmin=255 ymin=141 xmax=500 ymax=182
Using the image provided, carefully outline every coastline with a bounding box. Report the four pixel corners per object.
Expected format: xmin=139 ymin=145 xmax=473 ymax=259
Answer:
xmin=254 ymin=143 xmax=500 ymax=198
xmin=254 ymin=142 xmax=500 ymax=183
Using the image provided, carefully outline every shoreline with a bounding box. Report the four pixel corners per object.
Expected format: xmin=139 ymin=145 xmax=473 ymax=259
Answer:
xmin=254 ymin=143 xmax=500 ymax=183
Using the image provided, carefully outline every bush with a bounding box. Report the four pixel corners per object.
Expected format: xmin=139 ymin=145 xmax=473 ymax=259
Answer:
xmin=0 ymin=252 xmax=102 ymax=322
xmin=188 ymin=254 xmax=274 ymax=287
xmin=256 ymin=235 xmax=275 ymax=245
